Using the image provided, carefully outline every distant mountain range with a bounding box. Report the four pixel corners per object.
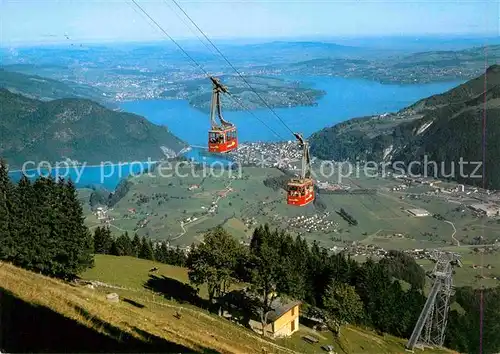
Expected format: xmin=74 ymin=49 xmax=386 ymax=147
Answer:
xmin=0 ymin=89 xmax=185 ymax=169
xmin=272 ymin=45 xmax=500 ymax=84
xmin=218 ymin=40 xmax=387 ymax=66
xmin=309 ymin=64 xmax=500 ymax=189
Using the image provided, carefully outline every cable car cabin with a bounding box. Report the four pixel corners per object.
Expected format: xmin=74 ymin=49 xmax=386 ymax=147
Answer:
xmin=208 ymin=127 xmax=238 ymax=153
xmin=287 ymin=178 xmax=314 ymax=206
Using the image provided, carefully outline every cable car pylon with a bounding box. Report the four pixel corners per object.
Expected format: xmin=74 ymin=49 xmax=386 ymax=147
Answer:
xmin=406 ymin=250 xmax=462 ymax=351
xmin=208 ymin=77 xmax=238 ymax=153
xmin=287 ymin=133 xmax=314 ymax=207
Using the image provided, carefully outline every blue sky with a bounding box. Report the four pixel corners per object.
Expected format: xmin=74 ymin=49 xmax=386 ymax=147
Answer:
xmin=1 ymin=0 xmax=499 ymax=45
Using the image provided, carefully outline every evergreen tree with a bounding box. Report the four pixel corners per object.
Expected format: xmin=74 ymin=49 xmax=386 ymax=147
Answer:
xmin=11 ymin=175 xmax=36 ymax=268
xmin=32 ymin=176 xmax=60 ymax=274
xmin=93 ymin=226 xmax=113 ymax=254
xmin=55 ymin=179 xmax=94 ymax=278
xmin=3 ymin=176 xmax=93 ymax=279
xmin=248 ymin=224 xmax=287 ymax=336
xmin=154 ymin=241 xmax=169 ymax=263
xmin=109 ymin=239 xmax=119 ymax=256
xmin=0 ymin=160 xmax=16 ymax=260
xmin=131 ymin=233 xmax=141 ymax=257
xmin=112 ymin=232 xmax=133 ymax=256
xmin=173 ymin=245 xmax=187 ymax=266
xmin=138 ymin=236 xmax=154 ymax=260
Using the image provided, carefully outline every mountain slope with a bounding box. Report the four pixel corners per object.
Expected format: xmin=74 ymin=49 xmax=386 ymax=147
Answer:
xmin=405 ymin=63 xmax=500 ymax=112
xmin=0 ymin=68 xmax=112 ymax=106
xmin=0 ymin=260 xmax=293 ymax=354
xmin=309 ymin=64 xmax=500 ymax=189
xmin=0 ymin=256 xmax=453 ymax=354
xmin=0 ymin=89 xmax=186 ymax=168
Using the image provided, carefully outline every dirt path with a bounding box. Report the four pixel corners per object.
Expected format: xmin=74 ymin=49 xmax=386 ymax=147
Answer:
xmin=444 ymin=220 xmax=460 ymax=246
xmin=345 ymin=327 xmax=383 ymax=345
xmin=171 ymin=179 xmax=234 ymax=241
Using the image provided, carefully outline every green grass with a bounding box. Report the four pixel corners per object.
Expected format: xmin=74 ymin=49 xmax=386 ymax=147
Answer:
xmin=1 ymin=254 xmax=459 ymax=354
xmin=81 ymin=255 xmax=452 ymax=354
xmin=82 ymin=255 xmax=191 ymax=291
xmin=81 ymin=254 xmax=249 ymax=300
xmin=277 ymin=325 xmax=453 ymax=354
xmin=1 ymin=260 xmax=298 ymax=354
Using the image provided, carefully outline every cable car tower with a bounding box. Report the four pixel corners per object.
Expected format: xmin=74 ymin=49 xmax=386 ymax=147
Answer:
xmin=406 ymin=250 xmax=462 ymax=351
xmin=287 ymin=133 xmax=314 ymax=206
xmin=208 ymin=76 xmax=238 ymax=153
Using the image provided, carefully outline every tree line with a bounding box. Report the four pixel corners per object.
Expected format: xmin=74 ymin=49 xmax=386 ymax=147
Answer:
xmin=184 ymin=224 xmax=427 ymax=338
xmin=92 ymin=226 xmax=186 ymax=267
xmin=337 ymin=208 xmax=358 ymax=226
xmin=0 ymin=160 xmax=93 ymax=279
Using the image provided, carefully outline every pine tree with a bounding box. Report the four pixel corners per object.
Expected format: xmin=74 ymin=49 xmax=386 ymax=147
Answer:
xmin=132 ymin=233 xmax=141 ymax=257
xmin=109 ymin=239 xmax=119 ymax=256
xmin=248 ymin=224 xmax=286 ymax=336
xmin=174 ymin=246 xmax=186 ymax=266
xmin=0 ymin=172 xmax=93 ymax=279
xmin=56 ymin=179 xmax=94 ymax=278
xmin=113 ymin=232 xmax=133 ymax=256
xmin=154 ymin=241 xmax=169 ymax=263
xmin=0 ymin=160 xmax=15 ymax=261
xmin=93 ymin=227 xmax=103 ymax=253
xmin=13 ymin=175 xmax=37 ymax=268
xmin=32 ymin=176 xmax=60 ymax=275
xmin=138 ymin=236 xmax=154 ymax=260
xmin=93 ymin=226 xmax=113 ymax=254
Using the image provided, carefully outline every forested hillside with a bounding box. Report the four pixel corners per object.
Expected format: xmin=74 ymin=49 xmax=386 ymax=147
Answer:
xmin=0 ymin=89 xmax=185 ymax=168
xmin=0 ymin=68 xmax=111 ymax=105
xmin=310 ymin=64 xmax=500 ymax=189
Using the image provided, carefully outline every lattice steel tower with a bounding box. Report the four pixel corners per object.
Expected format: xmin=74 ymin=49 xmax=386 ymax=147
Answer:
xmin=406 ymin=250 xmax=462 ymax=350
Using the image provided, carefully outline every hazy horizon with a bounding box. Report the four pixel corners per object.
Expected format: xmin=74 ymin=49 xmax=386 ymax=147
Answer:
xmin=1 ymin=34 xmax=499 ymax=50
xmin=1 ymin=0 xmax=498 ymax=46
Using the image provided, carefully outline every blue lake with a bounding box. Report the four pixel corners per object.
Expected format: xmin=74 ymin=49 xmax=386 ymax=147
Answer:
xmin=8 ymin=76 xmax=463 ymax=190
xmin=120 ymin=76 xmax=463 ymax=145
xmin=8 ymin=162 xmax=156 ymax=191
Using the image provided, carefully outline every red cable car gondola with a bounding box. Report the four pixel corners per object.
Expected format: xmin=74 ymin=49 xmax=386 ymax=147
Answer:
xmin=208 ymin=77 xmax=238 ymax=153
xmin=287 ymin=133 xmax=314 ymax=207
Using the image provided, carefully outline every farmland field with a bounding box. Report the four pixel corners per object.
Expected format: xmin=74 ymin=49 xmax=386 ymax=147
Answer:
xmin=81 ymin=164 xmax=500 ymax=250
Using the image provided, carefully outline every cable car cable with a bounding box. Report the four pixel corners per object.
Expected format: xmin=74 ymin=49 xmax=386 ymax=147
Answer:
xmin=131 ymin=0 xmax=210 ymax=76
xmin=130 ymin=0 xmax=285 ymax=140
xmin=158 ymin=0 xmax=286 ymax=140
xmin=161 ymin=0 xmax=220 ymax=59
xmin=225 ymin=94 xmax=286 ymax=140
xmin=131 ymin=1 xmax=312 ymax=206
xmin=170 ymin=0 xmax=297 ymax=137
